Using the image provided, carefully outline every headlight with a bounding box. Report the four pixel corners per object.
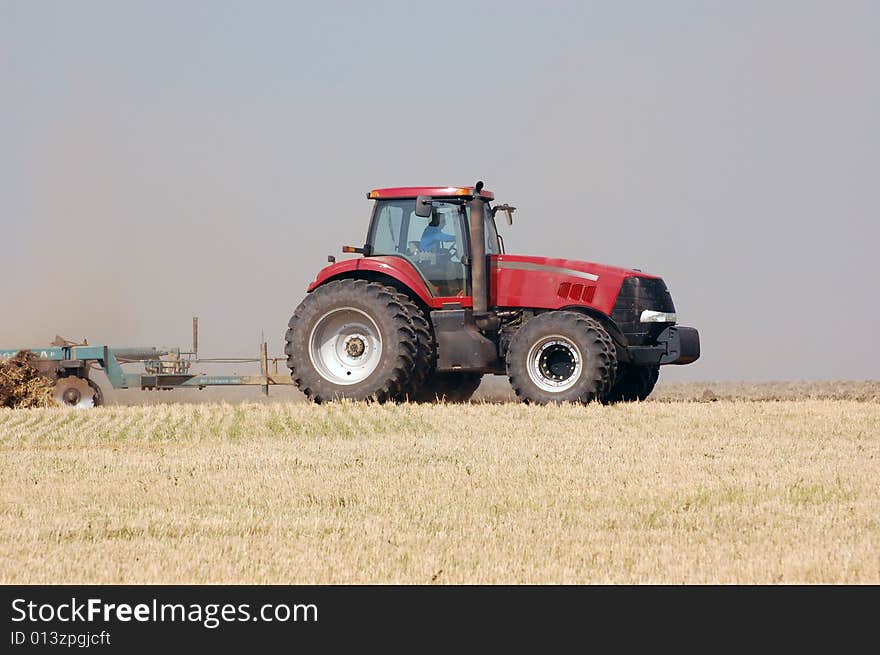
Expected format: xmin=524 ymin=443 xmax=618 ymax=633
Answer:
xmin=640 ymin=310 xmax=677 ymax=323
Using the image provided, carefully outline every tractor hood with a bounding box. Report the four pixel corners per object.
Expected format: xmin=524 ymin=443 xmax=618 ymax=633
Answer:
xmin=491 ymin=254 xmax=662 ymax=316
xmin=494 ymin=254 xmax=659 ymax=283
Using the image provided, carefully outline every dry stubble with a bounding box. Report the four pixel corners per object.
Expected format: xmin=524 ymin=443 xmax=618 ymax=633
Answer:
xmin=1 ymin=400 xmax=878 ymax=583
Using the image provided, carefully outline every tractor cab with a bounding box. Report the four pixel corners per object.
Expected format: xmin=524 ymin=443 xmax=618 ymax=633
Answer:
xmin=364 ymin=186 xmax=503 ymax=297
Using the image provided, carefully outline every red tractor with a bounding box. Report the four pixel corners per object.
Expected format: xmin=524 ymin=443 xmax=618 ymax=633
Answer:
xmin=285 ymin=182 xmax=699 ymax=404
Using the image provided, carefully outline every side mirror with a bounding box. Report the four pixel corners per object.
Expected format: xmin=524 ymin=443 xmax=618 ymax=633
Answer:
xmin=414 ymin=195 xmax=433 ymax=218
xmin=492 ymin=204 xmax=516 ymax=225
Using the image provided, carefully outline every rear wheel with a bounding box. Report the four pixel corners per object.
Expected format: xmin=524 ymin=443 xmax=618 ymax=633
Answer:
xmin=392 ymin=294 xmax=435 ymax=402
xmin=285 ymin=280 xmax=425 ymax=402
xmin=602 ymin=364 xmax=659 ymax=403
xmin=409 ymin=371 xmax=483 ymax=403
xmin=506 ymin=311 xmax=616 ymax=404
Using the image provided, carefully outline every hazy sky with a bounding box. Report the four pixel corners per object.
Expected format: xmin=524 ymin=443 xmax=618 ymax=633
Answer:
xmin=2 ymin=1 xmax=878 ymax=382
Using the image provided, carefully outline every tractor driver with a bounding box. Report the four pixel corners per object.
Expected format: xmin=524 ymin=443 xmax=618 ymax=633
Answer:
xmin=419 ymin=210 xmax=457 ymax=253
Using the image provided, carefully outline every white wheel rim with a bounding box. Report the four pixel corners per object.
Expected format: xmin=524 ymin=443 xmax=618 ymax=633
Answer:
xmin=309 ymin=307 xmax=383 ymax=385
xmin=526 ymin=335 xmax=582 ymax=393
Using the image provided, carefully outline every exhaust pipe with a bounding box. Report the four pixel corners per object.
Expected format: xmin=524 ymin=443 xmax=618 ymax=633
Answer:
xmin=468 ymin=182 xmax=487 ymax=317
xmin=468 ymin=181 xmax=498 ymax=331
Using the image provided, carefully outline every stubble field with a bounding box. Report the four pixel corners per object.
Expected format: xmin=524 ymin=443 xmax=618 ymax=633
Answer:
xmin=1 ymin=394 xmax=878 ymax=584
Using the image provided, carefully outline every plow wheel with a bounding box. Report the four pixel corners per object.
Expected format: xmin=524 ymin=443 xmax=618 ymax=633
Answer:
xmin=87 ymin=379 xmax=105 ymax=407
xmin=52 ymin=376 xmax=102 ymax=408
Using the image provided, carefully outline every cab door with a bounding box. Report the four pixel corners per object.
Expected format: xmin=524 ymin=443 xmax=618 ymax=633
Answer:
xmin=403 ymin=202 xmax=468 ymax=297
xmin=369 ymin=198 xmax=469 ymax=298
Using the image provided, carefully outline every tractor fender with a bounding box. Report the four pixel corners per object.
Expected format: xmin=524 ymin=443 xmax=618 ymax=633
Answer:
xmin=307 ymin=256 xmax=434 ymax=307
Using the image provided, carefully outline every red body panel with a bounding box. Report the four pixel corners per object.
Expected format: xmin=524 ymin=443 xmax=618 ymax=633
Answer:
xmin=489 ymin=254 xmax=658 ymax=315
xmin=310 ymin=253 xmax=656 ymax=317
xmin=308 ymin=259 xmax=361 ymax=292
xmin=306 ymin=184 xmax=663 ymax=318
xmin=368 ymin=186 xmax=494 ymax=201
xmin=308 ymin=256 xmax=472 ymax=308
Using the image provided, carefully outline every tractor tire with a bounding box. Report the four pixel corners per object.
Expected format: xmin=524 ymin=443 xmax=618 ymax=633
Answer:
xmin=284 ymin=279 xmax=425 ymax=403
xmin=602 ymin=364 xmax=659 ymax=404
xmin=409 ymin=372 xmax=483 ymax=403
xmin=506 ymin=311 xmax=616 ymax=404
xmin=391 ymin=293 xmax=436 ymax=402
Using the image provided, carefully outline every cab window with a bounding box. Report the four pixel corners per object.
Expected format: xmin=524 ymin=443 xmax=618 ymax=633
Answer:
xmin=484 ymin=213 xmax=501 ymax=255
xmin=371 ymin=201 xmax=406 ymax=254
xmin=368 ymin=199 xmax=468 ymax=297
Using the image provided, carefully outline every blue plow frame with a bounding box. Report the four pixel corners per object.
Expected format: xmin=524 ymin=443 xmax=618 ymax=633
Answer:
xmin=0 ymin=346 xmax=292 ymax=393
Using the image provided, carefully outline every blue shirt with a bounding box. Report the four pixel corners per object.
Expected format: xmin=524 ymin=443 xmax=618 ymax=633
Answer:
xmin=419 ymin=225 xmax=456 ymax=252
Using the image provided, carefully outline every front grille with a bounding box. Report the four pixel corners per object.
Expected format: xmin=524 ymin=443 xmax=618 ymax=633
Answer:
xmin=611 ymin=276 xmax=676 ymax=346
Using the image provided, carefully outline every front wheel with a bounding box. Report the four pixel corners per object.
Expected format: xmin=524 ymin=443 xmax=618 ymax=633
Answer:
xmin=506 ymin=312 xmax=616 ymax=404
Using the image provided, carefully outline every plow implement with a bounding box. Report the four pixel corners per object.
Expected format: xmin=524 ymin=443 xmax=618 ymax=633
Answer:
xmin=0 ymin=318 xmax=292 ymax=408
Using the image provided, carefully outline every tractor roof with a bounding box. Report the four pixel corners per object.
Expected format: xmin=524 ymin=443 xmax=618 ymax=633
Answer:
xmin=367 ymin=186 xmax=495 ymax=201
